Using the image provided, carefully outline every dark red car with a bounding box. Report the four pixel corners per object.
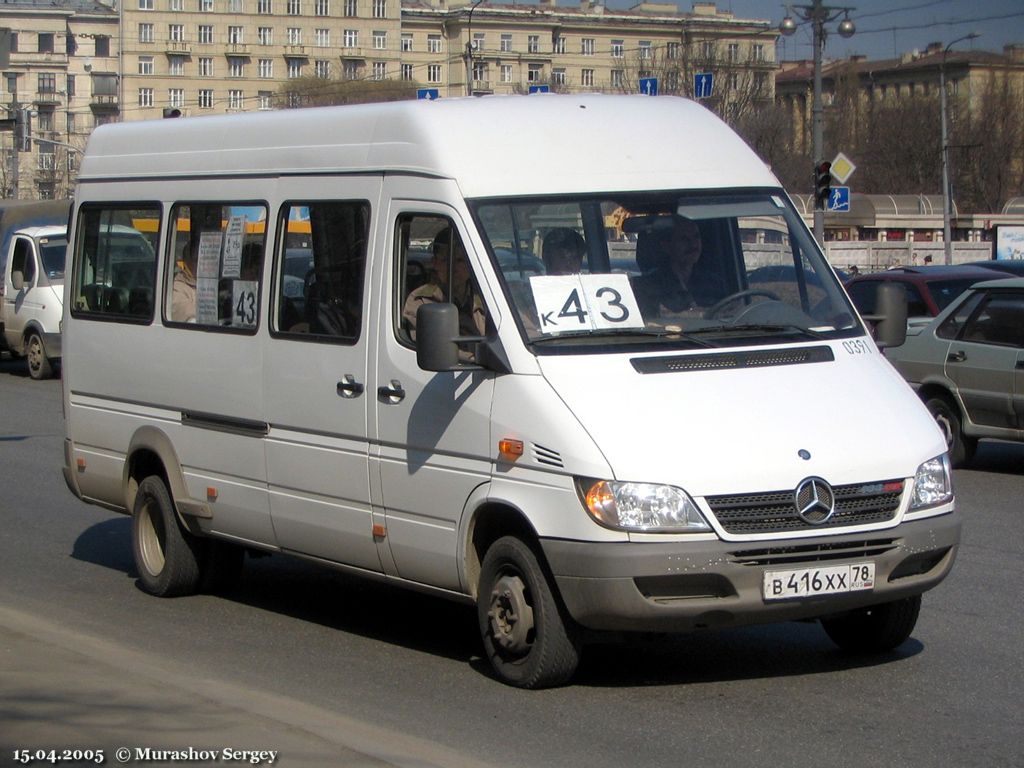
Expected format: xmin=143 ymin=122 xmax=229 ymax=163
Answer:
xmin=844 ymin=265 xmax=1006 ymax=322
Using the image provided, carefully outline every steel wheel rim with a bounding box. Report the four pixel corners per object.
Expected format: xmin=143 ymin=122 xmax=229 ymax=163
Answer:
xmin=137 ymin=498 xmax=166 ymax=576
xmin=27 ymin=336 xmax=43 ymax=374
xmin=487 ymin=570 xmax=535 ymax=657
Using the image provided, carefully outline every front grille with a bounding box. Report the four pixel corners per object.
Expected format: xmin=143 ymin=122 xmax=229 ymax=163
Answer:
xmin=707 ymin=479 xmax=904 ymax=535
xmin=631 ymin=345 xmax=834 ymax=375
xmin=730 ymin=538 xmax=900 ymax=567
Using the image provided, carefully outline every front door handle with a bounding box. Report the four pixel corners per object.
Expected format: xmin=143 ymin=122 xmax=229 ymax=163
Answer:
xmin=336 ymin=375 xmax=364 ymax=398
xmin=947 ymin=350 xmax=966 ymax=363
xmin=377 ymin=379 xmax=406 ymax=403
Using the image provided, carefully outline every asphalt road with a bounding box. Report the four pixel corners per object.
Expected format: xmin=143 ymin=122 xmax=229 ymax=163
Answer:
xmin=1 ymin=355 xmax=1022 ymax=768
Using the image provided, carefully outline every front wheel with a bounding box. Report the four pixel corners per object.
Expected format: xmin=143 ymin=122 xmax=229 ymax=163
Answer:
xmin=478 ymin=536 xmax=580 ymax=689
xmin=132 ymin=475 xmax=206 ymax=597
xmin=821 ymin=595 xmax=922 ymax=653
xmin=26 ymin=332 xmax=53 ymax=380
xmin=925 ymin=396 xmax=975 ymax=467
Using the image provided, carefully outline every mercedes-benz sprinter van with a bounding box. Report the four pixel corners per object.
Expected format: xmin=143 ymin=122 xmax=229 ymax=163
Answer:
xmin=62 ymin=95 xmax=959 ymax=688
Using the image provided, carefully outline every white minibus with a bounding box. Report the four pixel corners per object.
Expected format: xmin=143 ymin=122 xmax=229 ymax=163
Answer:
xmin=62 ymin=95 xmax=959 ymax=688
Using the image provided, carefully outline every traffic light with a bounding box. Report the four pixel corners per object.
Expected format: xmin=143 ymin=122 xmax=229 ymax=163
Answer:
xmin=814 ymin=161 xmax=832 ymax=210
xmin=13 ymin=107 xmax=31 ymax=152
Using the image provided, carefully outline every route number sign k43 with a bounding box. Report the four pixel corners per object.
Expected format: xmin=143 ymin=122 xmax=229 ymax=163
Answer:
xmin=529 ymin=274 xmax=644 ymax=334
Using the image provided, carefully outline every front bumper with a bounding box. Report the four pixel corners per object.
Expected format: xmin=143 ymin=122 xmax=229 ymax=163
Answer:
xmin=541 ymin=512 xmax=960 ymax=633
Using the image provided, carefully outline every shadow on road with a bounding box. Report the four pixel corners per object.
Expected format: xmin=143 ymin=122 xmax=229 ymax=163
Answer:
xmin=964 ymin=441 xmax=1024 ymax=476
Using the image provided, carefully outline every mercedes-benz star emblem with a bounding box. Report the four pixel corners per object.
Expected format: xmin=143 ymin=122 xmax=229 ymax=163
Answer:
xmin=794 ymin=477 xmax=836 ymax=524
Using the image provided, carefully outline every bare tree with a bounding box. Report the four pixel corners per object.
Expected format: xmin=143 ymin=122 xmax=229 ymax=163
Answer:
xmin=957 ymin=72 xmax=1024 ymax=213
xmin=278 ymin=76 xmax=422 ymax=108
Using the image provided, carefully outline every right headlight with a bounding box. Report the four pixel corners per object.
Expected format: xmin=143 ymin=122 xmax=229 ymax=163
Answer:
xmin=910 ymin=454 xmax=953 ymax=510
xmin=578 ymin=478 xmax=711 ymax=533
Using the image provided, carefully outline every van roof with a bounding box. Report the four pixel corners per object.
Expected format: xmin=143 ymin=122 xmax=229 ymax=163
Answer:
xmin=78 ymin=94 xmax=779 ymax=199
xmin=12 ymin=225 xmax=67 ymax=239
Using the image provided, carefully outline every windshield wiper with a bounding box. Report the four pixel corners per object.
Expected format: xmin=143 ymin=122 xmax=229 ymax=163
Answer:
xmin=688 ymin=323 xmax=831 ymax=340
xmin=530 ymin=328 xmax=718 ymax=347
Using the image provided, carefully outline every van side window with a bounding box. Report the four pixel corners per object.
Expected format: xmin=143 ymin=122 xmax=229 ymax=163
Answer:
xmin=165 ymin=203 xmax=267 ymax=329
xmin=71 ymin=205 xmax=160 ymax=320
xmin=11 ymin=238 xmax=35 ymax=285
xmin=274 ymin=201 xmax=369 ymax=342
xmin=395 ymin=214 xmax=486 ymax=346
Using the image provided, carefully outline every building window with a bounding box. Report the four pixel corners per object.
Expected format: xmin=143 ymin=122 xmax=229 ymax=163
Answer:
xmin=343 ymin=60 xmax=359 ymax=79
xmin=199 ymin=57 xmax=214 ymax=76
xmin=401 ymin=33 xmax=412 ymax=52
xmin=287 ymin=27 xmax=301 ymax=44
xmin=401 ymin=63 xmax=413 ymax=80
xmin=727 ymin=43 xmax=739 ymax=63
xmin=581 ymin=38 xmax=594 ymax=56
xmin=752 ymin=43 xmax=764 ymax=62
xmin=95 ymin=36 xmax=110 ymax=57
xmin=139 ymin=23 xmax=154 ymax=43
xmin=139 ymin=0 xmax=154 ymax=10
xmin=316 ymin=29 xmax=330 ymax=47
xmin=229 ymin=89 xmax=244 ymax=109
xmin=199 ymin=89 xmax=213 ymax=108
xmin=170 ymin=0 xmax=183 ymax=10
xmin=258 ymin=0 xmax=272 ymax=12
xmin=228 ymin=57 xmax=245 ymax=77
xmin=754 ymin=72 xmax=768 ymax=95
xmin=500 ymin=64 xmax=512 ymax=83
xmin=344 ymin=0 xmax=357 ymax=15
xmin=527 ymin=35 xmax=539 ymax=54
xmin=199 ymin=0 xmax=213 ymax=11
xmin=169 ymin=55 xmax=185 ymax=75
xmin=228 ymin=26 xmax=244 ymax=44
xmin=581 ymin=68 xmax=593 ymax=87
xmin=667 ymin=42 xmax=680 ymax=59
xmin=373 ymin=31 xmax=386 ymax=50
xmin=169 ymin=24 xmax=185 ymax=42
xmin=527 ymin=63 xmax=541 ymax=82
xmin=258 ymin=58 xmax=273 ymax=77
xmin=372 ymin=61 xmax=386 ymax=79
xmin=638 ymin=41 xmax=651 ymax=60
xmin=373 ymin=0 xmax=386 ymax=18
xmin=67 ymin=74 xmax=75 ymax=96
xmin=138 ymin=56 xmax=154 ymax=75
xmin=66 ymin=111 xmax=76 ymax=133
xmin=229 ymin=0 xmax=243 ymax=10
xmin=287 ymin=0 xmax=300 ymax=14
xmin=38 ymin=73 xmax=56 ymax=94
xmin=500 ymin=33 xmax=512 ymax=53
xmin=258 ymin=91 xmax=272 ymax=109
xmin=287 ymin=59 xmax=303 ymax=77
xmin=553 ymin=35 xmax=565 ymax=54
xmin=473 ymin=61 xmax=486 ymax=81
xmin=139 ymin=88 xmax=154 ymax=107
xmin=551 ymin=68 xmax=565 ymax=86
xmin=702 ymin=41 xmax=715 ymax=60
xmin=168 ymin=88 xmax=184 ymax=107
xmin=198 ymin=25 xmax=214 ymax=44
xmin=427 ymin=34 xmax=441 ymax=53
xmin=315 ymin=0 xmax=329 ymax=14
xmin=427 ymin=64 xmax=441 ymax=83
xmin=258 ymin=27 xmax=273 ymax=45
xmin=611 ymin=69 xmax=623 ymax=88
xmin=473 ymin=32 xmax=484 ymax=51
xmin=728 ymin=72 xmax=738 ymax=90
xmin=611 ymin=39 xmax=623 ymax=58
xmin=36 ymin=108 xmax=53 ymax=131
xmin=315 ymin=59 xmax=330 ymax=77
xmin=344 ymin=29 xmax=358 ymax=47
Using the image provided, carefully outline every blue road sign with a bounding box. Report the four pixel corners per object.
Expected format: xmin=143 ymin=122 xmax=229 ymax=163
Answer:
xmin=639 ymin=77 xmax=659 ymax=96
xmin=694 ymin=72 xmax=714 ymax=100
xmin=828 ymin=186 xmax=851 ymax=212
xmin=528 ymin=84 xmax=550 ymax=94
xmin=416 ymin=88 xmax=439 ymax=100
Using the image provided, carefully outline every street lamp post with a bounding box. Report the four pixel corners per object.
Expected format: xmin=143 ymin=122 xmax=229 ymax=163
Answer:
xmin=464 ymin=0 xmax=485 ymax=97
xmin=780 ymin=2 xmax=855 ymax=248
xmin=940 ymin=32 xmax=979 ymax=265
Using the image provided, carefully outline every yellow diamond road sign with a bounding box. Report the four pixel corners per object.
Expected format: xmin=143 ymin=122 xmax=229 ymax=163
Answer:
xmin=830 ymin=152 xmax=856 ymax=185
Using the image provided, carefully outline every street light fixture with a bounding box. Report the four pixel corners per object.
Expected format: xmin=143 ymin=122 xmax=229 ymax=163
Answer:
xmin=780 ymin=2 xmax=855 ymax=247
xmin=464 ymin=0 xmax=486 ymax=97
xmin=940 ymin=32 xmax=979 ymax=264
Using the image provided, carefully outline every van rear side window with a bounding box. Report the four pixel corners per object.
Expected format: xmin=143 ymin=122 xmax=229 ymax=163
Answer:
xmin=71 ymin=205 xmax=160 ymax=320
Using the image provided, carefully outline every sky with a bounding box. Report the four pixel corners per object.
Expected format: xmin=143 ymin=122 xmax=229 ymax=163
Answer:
xmin=603 ymin=0 xmax=1024 ymax=61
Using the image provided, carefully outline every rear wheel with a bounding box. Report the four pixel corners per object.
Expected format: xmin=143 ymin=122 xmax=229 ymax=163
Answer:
xmin=26 ymin=332 xmax=53 ymax=380
xmin=478 ymin=536 xmax=580 ymax=689
xmin=926 ymin=396 xmax=975 ymax=467
xmin=132 ymin=476 xmax=205 ymax=597
xmin=821 ymin=595 xmax=922 ymax=653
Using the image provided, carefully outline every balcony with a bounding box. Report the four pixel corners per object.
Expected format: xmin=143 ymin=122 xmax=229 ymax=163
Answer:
xmin=89 ymin=94 xmax=120 ymax=113
xmin=283 ymin=45 xmax=308 ymax=58
xmin=164 ymin=41 xmax=192 ymax=55
xmin=33 ymin=91 xmax=63 ymax=106
xmin=226 ymin=43 xmax=250 ymax=56
xmin=339 ymin=47 xmax=367 ymax=60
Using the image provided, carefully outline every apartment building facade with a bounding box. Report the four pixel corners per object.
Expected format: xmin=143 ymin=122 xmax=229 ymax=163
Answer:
xmin=2 ymin=0 xmax=776 ymax=198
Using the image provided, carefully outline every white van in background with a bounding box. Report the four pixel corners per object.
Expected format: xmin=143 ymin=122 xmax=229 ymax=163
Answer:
xmin=1 ymin=225 xmax=68 ymax=379
xmin=62 ymin=95 xmax=959 ymax=688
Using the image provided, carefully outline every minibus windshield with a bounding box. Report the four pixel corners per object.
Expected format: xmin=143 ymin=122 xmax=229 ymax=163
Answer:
xmin=472 ymin=191 xmax=862 ymax=351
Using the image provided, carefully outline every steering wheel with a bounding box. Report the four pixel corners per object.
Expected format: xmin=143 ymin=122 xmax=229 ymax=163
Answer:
xmin=703 ymin=289 xmax=781 ymax=320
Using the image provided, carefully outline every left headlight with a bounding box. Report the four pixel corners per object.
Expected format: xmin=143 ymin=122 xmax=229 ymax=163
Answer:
xmin=578 ymin=478 xmax=711 ymax=533
xmin=910 ymin=454 xmax=953 ymax=510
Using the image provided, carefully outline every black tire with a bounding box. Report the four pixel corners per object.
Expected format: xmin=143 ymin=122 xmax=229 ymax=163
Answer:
xmin=131 ymin=475 xmax=206 ymax=597
xmin=821 ymin=595 xmax=922 ymax=653
xmin=925 ymin=396 xmax=975 ymax=467
xmin=478 ymin=536 xmax=580 ymax=689
xmin=26 ymin=332 xmax=53 ymax=380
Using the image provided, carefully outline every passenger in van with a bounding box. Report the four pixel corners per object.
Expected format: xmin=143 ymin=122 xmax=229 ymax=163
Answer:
xmin=542 ymin=228 xmax=586 ymax=275
xmin=632 ymin=216 xmax=704 ymax=318
xmin=171 ymin=242 xmax=197 ymax=323
xmin=402 ymin=228 xmax=486 ymax=339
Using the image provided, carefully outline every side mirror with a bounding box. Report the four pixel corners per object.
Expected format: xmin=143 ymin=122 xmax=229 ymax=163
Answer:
xmin=416 ymin=302 xmax=461 ymax=371
xmin=11 ymin=270 xmax=25 ymax=291
xmin=869 ymin=282 xmax=907 ymax=349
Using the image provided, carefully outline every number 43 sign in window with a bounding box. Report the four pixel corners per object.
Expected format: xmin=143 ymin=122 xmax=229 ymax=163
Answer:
xmin=529 ymin=274 xmax=644 ymax=334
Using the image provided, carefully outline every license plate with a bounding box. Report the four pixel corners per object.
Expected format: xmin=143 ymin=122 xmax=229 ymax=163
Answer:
xmin=763 ymin=563 xmax=875 ymax=601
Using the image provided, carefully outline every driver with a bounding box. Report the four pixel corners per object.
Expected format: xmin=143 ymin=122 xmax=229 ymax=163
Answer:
xmin=633 ymin=216 xmax=704 ymax=318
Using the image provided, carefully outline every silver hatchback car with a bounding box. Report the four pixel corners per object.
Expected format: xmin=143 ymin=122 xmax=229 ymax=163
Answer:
xmin=884 ymin=277 xmax=1024 ymax=466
